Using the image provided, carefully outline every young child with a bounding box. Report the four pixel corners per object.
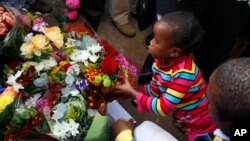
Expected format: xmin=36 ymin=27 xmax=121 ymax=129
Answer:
xmin=205 ymin=57 xmax=250 ymax=140
xmin=112 ymin=57 xmax=250 ymax=141
xmin=111 ymin=11 xmax=216 ymax=140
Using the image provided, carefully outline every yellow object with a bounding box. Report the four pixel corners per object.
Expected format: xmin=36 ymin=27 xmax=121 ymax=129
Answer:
xmin=115 ymin=129 xmax=133 ymax=141
xmin=0 ymin=87 xmax=17 ymax=113
xmin=214 ymin=136 xmax=224 ymax=141
xmin=44 ymin=26 xmax=64 ymax=49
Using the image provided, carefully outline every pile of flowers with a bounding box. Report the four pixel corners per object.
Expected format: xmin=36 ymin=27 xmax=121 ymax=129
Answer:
xmin=0 ymin=14 xmax=136 ymax=140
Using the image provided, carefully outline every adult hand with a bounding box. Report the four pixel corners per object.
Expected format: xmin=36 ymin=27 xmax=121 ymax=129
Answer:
xmin=112 ymin=119 xmax=134 ymax=138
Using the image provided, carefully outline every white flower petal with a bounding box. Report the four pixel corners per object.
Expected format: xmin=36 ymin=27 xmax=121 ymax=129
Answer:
xmin=70 ymin=89 xmax=80 ymax=96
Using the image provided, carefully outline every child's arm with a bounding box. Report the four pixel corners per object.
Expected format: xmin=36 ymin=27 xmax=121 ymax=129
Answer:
xmin=138 ymin=79 xmax=162 ymax=98
xmin=111 ymin=75 xmax=188 ymax=116
xmin=136 ymin=72 xmax=193 ymax=116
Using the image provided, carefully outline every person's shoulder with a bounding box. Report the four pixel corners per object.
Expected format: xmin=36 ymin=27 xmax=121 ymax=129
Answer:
xmin=172 ymin=55 xmax=201 ymax=81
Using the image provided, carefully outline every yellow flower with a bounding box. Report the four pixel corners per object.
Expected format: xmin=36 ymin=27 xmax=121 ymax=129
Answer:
xmin=0 ymin=87 xmax=17 ymax=113
xmin=20 ymin=42 xmax=34 ymax=58
xmin=44 ymin=26 xmax=64 ymax=49
xmin=30 ymin=34 xmax=49 ymax=50
xmin=50 ymin=66 xmax=60 ymax=74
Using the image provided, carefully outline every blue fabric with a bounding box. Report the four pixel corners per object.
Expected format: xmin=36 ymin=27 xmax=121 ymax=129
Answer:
xmin=194 ymin=133 xmax=213 ymax=141
xmin=0 ymin=86 xmax=5 ymax=93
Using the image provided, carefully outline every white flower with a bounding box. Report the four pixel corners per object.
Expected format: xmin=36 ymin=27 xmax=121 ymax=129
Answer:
xmin=44 ymin=57 xmax=57 ymax=70
xmin=87 ymin=44 xmax=103 ymax=54
xmin=24 ymin=33 xmax=34 ymax=42
xmin=35 ymin=57 xmax=57 ymax=74
xmin=52 ymin=121 xmax=68 ymax=139
xmin=89 ymin=54 xmax=99 ymax=63
xmin=35 ymin=62 xmax=45 ymax=73
xmin=66 ymin=63 xmax=80 ymax=75
xmin=32 ymin=22 xmax=48 ymax=33
xmin=65 ymin=38 xmax=76 ymax=48
xmin=69 ymin=49 xmax=90 ymax=66
xmin=6 ymin=70 xmax=24 ymax=92
xmin=15 ymin=105 xmax=26 ymax=114
xmin=24 ymin=93 xmax=41 ymax=108
xmin=69 ymin=89 xmax=80 ymax=96
xmin=62 ymin=119 xmax=80 ymax=137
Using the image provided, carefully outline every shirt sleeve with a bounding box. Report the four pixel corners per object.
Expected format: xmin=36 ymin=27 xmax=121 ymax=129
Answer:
xmin=136 ymin=72 xmax=191 ymax=116
xmin=115 ymin=129 xmax=133 ymax=141
xmin=137 ymin=83 xmax=159 ymax=98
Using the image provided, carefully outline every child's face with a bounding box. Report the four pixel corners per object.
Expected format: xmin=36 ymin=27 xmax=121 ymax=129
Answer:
xmin=148 ymin=20 xmax=181 ymax=60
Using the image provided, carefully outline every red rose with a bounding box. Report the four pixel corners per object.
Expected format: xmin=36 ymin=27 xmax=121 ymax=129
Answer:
xmin=0 ymin=22 xmax=8 ymax=38
xmin=100 ymin=56 xmax=118 ymax=74
xmin=2 ymin=11 xmax=15 ymax=28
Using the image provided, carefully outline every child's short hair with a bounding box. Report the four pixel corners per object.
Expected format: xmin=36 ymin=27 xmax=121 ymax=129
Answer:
xmin=161 ymin=11 xmax=204 ymax=53
xmin=212 ymin=58 xmax=250 ymax=125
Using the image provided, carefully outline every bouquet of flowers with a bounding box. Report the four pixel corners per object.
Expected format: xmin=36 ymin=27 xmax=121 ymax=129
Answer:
xmin=0 ymin=4 xmax=24 ymax=61
xmin=1 ymin=15 xmax=136 ymax=140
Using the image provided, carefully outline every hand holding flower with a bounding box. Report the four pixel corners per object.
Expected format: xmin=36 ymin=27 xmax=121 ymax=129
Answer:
xmin=110 ymin=77 xmax=137 ymax=99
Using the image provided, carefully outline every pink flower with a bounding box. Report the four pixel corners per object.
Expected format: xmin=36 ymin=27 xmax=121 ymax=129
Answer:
xmin=33 ymin=17 xmax=45 ymax=25
xmin=32 ymin=17 xmax=48 ymax=32
xmin=64 ymin=9 xmax=79 ymax=21
xmin=115 ymin=54 xmax=137 ymax=76
xmin=18 ymin=15 xmax=31 ymax=28
xmin=36 ymin=98 xmax=49 ymax=113
xmin=65 ymin=0 xmax=80 ymax=9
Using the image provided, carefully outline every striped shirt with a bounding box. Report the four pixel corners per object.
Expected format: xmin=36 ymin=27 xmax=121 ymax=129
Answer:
xmin=136 ymin=55 xmax=209 ymax=119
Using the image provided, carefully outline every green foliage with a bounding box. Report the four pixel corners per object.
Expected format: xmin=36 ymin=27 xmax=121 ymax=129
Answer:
xmin=0 ymin=102 xmax=14 ymax=137
xmin=50 ymin=71 xmax=67 ymax=83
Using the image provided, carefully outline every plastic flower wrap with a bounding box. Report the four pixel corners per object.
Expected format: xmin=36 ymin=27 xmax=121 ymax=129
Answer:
xmin=0 ymin=4 xmax=24 ymax=61
xmin=0 ymin=86 xmax=17 ymax=139
xmin=1 ymin=19 xmax=136 ymax=140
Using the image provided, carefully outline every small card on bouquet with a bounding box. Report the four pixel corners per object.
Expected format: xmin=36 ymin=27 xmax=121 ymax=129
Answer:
xmin=107 ymin=100 xmax=136 ymax=125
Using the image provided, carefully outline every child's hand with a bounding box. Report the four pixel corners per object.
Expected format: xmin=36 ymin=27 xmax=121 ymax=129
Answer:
xmin=110 ymin=77 xmax=138 ymax=98
xmin=112 ymin=119 xmax=134 ymax=138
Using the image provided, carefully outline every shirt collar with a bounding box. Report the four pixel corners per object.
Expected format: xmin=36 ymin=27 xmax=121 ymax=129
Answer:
xmin=214 ymin=129 xmax=230 ymax=141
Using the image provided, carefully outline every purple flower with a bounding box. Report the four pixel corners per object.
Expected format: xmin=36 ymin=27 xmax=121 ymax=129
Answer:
xmin=53 ymin=49 xmax=66 ymax=63
xmin=75 ymin=79 xmax=87 ymax=92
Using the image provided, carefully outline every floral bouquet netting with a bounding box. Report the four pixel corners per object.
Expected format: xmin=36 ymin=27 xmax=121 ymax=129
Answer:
xmin=0 ymin=15 xmax=137 ymax=140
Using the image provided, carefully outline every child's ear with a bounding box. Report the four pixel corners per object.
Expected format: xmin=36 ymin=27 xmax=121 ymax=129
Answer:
xmin=170 ymin=48 xmax=182 ymax=58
